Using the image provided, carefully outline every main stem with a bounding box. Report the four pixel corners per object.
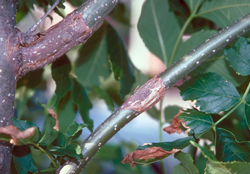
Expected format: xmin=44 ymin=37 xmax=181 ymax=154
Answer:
xmin=0 ymin=0 xmax=18 ymax=173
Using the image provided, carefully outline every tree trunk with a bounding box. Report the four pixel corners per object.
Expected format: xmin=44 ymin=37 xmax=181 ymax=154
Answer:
xmin=0 ymin=0 xmax=18 ymax=172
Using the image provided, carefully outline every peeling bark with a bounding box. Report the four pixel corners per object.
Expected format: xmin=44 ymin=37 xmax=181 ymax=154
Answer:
xmin=17 ymin=11 xmax=93 ymax=79
xmin=121 ymin=76 xmax=166 ymax=112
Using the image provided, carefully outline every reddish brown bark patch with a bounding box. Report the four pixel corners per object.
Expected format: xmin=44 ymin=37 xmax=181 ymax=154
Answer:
xmin=18 ymin=11 xmax=93 ymax=79
xmin=121 ymin=76 xmax=165 ymax=112
xmin=6 ymin=29 xmax=23 ymax=75
xmin=122 ymin=147 xmax=180 ymax=167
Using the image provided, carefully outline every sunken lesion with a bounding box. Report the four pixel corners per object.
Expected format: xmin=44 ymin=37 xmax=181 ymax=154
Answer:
xmin=15 ymin=11 xmax=93 ymax=79
xmin=121 ymin=76 xmax=166 ymax=112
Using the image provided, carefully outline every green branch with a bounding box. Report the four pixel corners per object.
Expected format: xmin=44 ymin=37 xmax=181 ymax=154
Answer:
xmin=76 ymin=0 xmax=118 ymax=31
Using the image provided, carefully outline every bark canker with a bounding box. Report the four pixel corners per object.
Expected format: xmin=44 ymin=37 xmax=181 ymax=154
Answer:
xmin=121 ymin=76 xmax=165 ymax=112
xmin=17 ymin=10 xmax=93 ymax=79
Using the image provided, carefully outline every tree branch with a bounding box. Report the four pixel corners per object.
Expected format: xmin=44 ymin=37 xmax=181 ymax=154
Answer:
xmin=16 ymin=0 xmax=118 ymax=79
xmin=59 ymin=13 xmax=250 ymax=174
xmin=0 ymin=0 xmax=18 ymax=173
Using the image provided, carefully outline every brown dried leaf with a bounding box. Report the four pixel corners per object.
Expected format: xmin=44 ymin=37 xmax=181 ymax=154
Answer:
xmin=163 ymin=109 xmax=191 ymax=135
xmin=163 ymin=110 xmax=183 ymax=134
xmin=122 ymin=147 xmax=180 ymax=167
xmin=47 ymin=108 xmax=59 ymax=131
xmin=0 ymin=125 xmax=36 ymax=145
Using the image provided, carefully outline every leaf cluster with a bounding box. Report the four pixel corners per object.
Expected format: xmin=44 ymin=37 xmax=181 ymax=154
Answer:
xmin=3 ymin=114 xmax=87 ymax=173
xmin=124 ymin=36 xmax=250 ymax=173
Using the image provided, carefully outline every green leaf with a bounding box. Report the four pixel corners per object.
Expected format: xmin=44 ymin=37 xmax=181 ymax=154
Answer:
xmin=170 ymin=0 xmax=189 ymax=16
xmin=190 ymin=52 xmax=246 ymax=87
xmin=244 ymin=102 xmax=250 ymax=129
xmin=197 ymin=0 xmax=250 ymax=28
xmin=224 ymin=37 xmax=250 ymax=76
xmin=52 ymin=132 xmax=66 ymax=147
xmin=110 ymin=3 xmax=130 ymax=25
xmin=190 ymin=141 xmax=217 ymax=161
xmin=185 ymin=0 xmax=200 ymax=12
xmin=164 ymin=105 xmax=182 ymax=122
xmin=29 ymin=160 xmax=38 ymax=173
xmin=38 ymin=115 xmax=58 ymax=146
xmin=175 ymin=30 xmax=217 ymax=62
xmin=216 ymin=128 xmax=250 ymax=162
xmin=93 ymin=86 xmax=114 ymax=111
xmin=71 ymin=79 xmax=93 ymax=131
xmin=0 ymin=133 xmax=11 ymax=142
xmin=16 ymin=69 xmax=44 ymax=89
xmin=66 ymin=143 xmax=82 ymax=155
xmin=138 ymin=0 xmax=181 ymax=65
xmin=205 ymin=161 xmax=250 ymax=174
xmin=191 ymin=141 xmax=250 ymax=174
xmin=107 ymin=24 xmax=135 ymax=97
xmin=172 ymin=151 xmax=199 ymax=174
xmin=46 ymin=0 xmax=65 ymax=9
xmin=178 ymin=72 xmax=240 ymax=114
xmin=13 ymin=146 xmax=32 ymax=174
xmin=46 ymin=0 xmax=65 ymax=18
xmin=19 ymin=129 xmax=40 ymax=145
xmin=15 ymin=87 xmax=35 ymax=119
xmin=66 ymin=122 xmax=87 ymax=145
xmin=179 ymin=109 xmax=213 ymax=136
xmin=52 ymin=55 xmax=71 ymax=105
xmin=49 ymin=144 xmax=82 ymax=160
xmin=12 ymin=117 xmax=39 ymax=131
xmin=137 ymin=136 xmax=194 ymax=151
xmin=75 ymin=25 xmax=110 ymax=87
xmin=56 ymin=92 xmax=76 ymax=133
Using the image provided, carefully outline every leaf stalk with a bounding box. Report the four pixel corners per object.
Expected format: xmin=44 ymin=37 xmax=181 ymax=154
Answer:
xmin=29 ymin=142 xmax=58 ymax=168
xmin=169 ymin=0 xmax=201 ymax=65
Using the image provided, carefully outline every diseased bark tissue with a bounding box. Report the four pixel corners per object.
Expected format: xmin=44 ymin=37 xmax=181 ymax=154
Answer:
xmin=121 ymin=76 xmax=165 ymax=112
xmin=15 ymin=11 xmax=93 ymax=79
